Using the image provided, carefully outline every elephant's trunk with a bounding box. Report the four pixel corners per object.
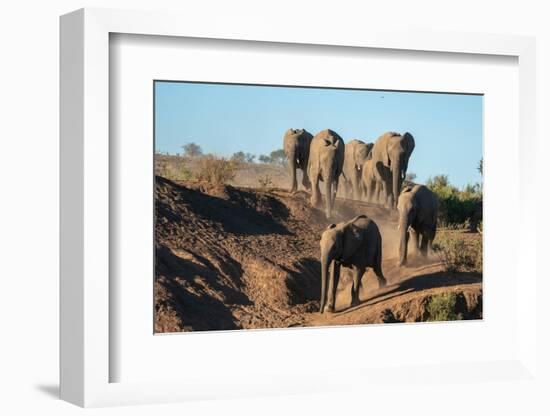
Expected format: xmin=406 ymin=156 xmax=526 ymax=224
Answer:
xmin=320 ymin=249 xmax=332 ymax=313
xmin=288 ymin=146 xmax=297 ymax=192
xmin=392 ymin=161 xmax=402 ymax=209
xmin=398 ymin=216 xmax=409 ymax=266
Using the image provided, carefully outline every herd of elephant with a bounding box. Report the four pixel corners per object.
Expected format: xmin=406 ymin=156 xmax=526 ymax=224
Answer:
xmin=283 ymin=128 xmax=439 ymax=313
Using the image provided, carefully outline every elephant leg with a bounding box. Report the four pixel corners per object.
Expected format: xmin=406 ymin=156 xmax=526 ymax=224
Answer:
xmin=367 ymin=179 xmax=375 ymax=203
xmin=361 ymin=180 xmax=370 ymax=202
xmin=301 ymin=168 xmax=311 ymax=190
xmin=289 ymin=160 xmax=297 ymax=193
xmin=350 ymin=265 xmax=363 ymax=307
xmin=333 ymin=177 xmax=339 ymax=206
xmin=341 ymin=178 xmax=349 ymax=199
xmin=374 ymin=240 xmax=387 ymax=288
xmin=399 ymin=229 xmax=410 ymax=266
xmin=374 ymin=265 xmax=387 ymax=289
xmin=301 ymin=158 xmax=311 ymax=191
xmin=374 ymin=180 xmax=382 ymax=205
xmin=346 ymin=178 xmax=352 ymax=199
xmin=427 ymin=228 xmax=436 ymax=255
xmin=420 ymin=232 xmax=428 ymax=257
xmin=409 ymin=228 xmax=419 ymax=256
xmin=325 ymin=261 xmax=340 ymax=313
xmin=381 ymin=181 xmax=389 ymax=207
xmin=351 ymin=173 xmax=360 ymax=200
xmin=310 ymin=174 xmax=321 ymax=208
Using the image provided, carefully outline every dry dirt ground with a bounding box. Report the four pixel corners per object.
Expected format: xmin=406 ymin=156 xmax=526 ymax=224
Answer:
xmin=154 ymin=176 xmax=482 ymax=333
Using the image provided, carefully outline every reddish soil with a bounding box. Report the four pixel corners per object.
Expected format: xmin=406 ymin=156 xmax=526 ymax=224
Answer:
xmin=154 ymin=176 xmax=482 ymax=332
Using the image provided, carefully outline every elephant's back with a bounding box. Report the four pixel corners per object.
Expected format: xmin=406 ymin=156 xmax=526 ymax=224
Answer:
xmin=414 ymin=185 xmax=439 ymax=214
xmin=310 ymin=129 xmax=342 ymax=155
xmin=351 ymin=215 xmax=381 ymax=236
xmin=345 ymin=139 xmax=362 ymax=157
xmin=312 ymin=129 xmax=344 ymax=145
xmin=346 ymin=138 xmax=365 ymax=147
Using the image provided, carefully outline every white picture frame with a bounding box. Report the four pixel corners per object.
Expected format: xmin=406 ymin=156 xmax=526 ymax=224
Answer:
xmin=60 ymin=7 xmax=538 ymax=408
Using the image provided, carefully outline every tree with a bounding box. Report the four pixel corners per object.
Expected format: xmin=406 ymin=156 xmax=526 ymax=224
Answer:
xmin=477 ymin=158 xmax=483 ymax=175
xmin=405 ymin=172 xmax=417 ymax=182
xmin=231 ymin=151 xmax=246 ymax=163
xmin=269 ymin=149 xmax=287 ymax=166
xmin=258 ymin=155 xmax=270 ymax=163
xmin=463 ymin=183 xmax=481 ymax=196
xmin=182 ymin=143 xmax=203 ymax=158
xmin=231 ymin=151 xmax=256 ymax=164
xmin=426 ymin=174 xmax=450 ymax=188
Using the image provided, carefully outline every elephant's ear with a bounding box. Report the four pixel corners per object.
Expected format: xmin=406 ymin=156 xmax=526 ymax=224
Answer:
xmin=366 ymin=143 xmax=374 ymax=155
xmin=374 ymin=161 xmax=386 ymax=178
xmin=342 ymin=221 xmax=364 ymax=258
xmin=401 ymin=185 xmax=413 ymax=194
xmin=403 ymin=132 xmax=415 ymax=157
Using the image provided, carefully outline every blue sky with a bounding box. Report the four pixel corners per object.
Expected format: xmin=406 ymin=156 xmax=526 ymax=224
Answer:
xmin=155 ymin=81 xmax=483 ymax=188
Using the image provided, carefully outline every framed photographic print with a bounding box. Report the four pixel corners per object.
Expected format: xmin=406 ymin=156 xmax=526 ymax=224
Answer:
xmin=152 ymin=81 xmax=483 ymax=333
xmin=60 ymin=7 xmax=538 ymax=408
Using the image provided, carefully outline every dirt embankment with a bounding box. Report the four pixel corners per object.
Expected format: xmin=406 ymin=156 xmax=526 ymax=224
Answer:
xmin=154 ymin=176 xmax=482 ymax=332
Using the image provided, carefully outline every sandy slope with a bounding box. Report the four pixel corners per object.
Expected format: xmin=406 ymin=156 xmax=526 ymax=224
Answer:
xmin=154 ymin=177 xmax=482 ymax=332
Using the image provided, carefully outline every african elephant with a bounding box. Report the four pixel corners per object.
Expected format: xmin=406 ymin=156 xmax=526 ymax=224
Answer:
xmin=283 ymin=128 xmax=314 ymax=193
xmin=342 ymin=139 xmax=373 ymax=200
xmin=308 ymin=129 xmax=345 ymax=218
xmin=319 ymin=215 xmax=387 ymax=313
xmin=369 ymin=132 xmax=415 ymax=209
xmin=360 ymin=158 xmax=382 ymax=203
xmin=397 ymin=184 xmax=438 ymax=266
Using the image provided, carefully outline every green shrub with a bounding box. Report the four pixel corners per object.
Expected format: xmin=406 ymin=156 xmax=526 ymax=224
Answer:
xmin=426 ymin=293 xmax=463 ymax=321
xmin=426 ymin=175 xmax=482 ymax=228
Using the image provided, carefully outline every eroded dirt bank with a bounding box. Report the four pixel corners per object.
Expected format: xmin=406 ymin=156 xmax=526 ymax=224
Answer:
xmin=154 ymin=176 xmax=482 ymax=332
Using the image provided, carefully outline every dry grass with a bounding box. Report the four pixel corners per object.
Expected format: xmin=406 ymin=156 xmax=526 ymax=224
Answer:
xmin=155 ymin=154 xmax=291 ymax=188
xmin=432 ymin=231 xmax=482 ymax=274
xmin=155 ymin=157 xmax=193 ymax=181
xmin=257 ymin=174 xmax=275 ymax=189
xmin=195 ymin=155 xmax=240 ymax=185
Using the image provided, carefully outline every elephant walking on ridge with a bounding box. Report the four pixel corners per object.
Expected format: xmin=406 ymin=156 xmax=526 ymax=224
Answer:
xmin=319 ymin=215 xmax=387 ymax=313
xmin=342 ymin=139 xmax=373 ymax=200
xmin=307 ymin=129 xmax=345 ymax=218
xmin=369 ymin=131 xmax=415 ymax=209
xmin=283 ymin=128 xmax=313 ymax=193
xmin=397 ymin=184 xmax=438 ymax=266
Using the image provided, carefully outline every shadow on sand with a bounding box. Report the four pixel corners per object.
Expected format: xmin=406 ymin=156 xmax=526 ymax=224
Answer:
xmin=334 ymin=270 xmax=482 ymax=316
